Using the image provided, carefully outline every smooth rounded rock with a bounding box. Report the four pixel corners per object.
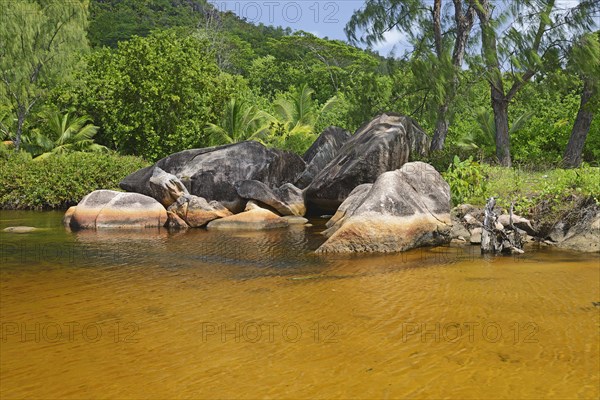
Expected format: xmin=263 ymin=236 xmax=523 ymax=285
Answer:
xmin=206 ymin=205 xmax=289 ymax=230
xmin=69 ymin=190 xmax=167 ymax=229
xmin=3 ymin=226 xmax=42 ymax=233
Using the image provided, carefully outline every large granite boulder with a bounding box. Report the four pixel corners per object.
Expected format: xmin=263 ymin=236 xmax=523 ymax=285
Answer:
xmin=305 ymin=113 xmax=430 ymax=212
xmin=235 ymin=180 xmax=305 ymax=216
xmin=549 ymin=203 xmax=600 ymax=253
xmin=68 ymin=190 xmax=167 ymax=229
xmin=316 ymin=162 xmax=451 ymax=253
xmin=206 ymin=201 xmax=289 ymax=230
xmin=295 ymin=126 xmax=351 ymax=189
xmin=120 ymin=141 xmax=305 ymax=213
xmin=322 ymin=183 xmax=372 ymax=237
xmin=148 ymin=167 xmax=189 ymax=208
xmin=167 ymin=194 xmax=232 ymax=228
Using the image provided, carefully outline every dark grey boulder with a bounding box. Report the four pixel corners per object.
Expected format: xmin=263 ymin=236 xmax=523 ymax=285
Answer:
xmin=235 ymin=180 xmax=305 ymax=216
xmin=120 ymin=141 xmax=305 ymax=213
xmin=305 ymin=113 xmax=430 ymax=212
xmin=295 ymin=126 xmax=351 ymax=189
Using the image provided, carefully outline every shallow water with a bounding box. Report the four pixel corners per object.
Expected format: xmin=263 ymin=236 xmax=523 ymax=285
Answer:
xmin=1 ymin=210 xmax=599 ymax=399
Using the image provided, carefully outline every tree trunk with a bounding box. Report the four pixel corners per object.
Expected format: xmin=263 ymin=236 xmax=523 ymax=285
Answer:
xmin=14 ymin=110 xmax=24 ymax=151
xmin=428 ymin=1 xmax=474 ymax=152
xmin=563 ymin=79 xmax=594 ymax=168
xmin=491 ymin=89 xmax=511 ymax=167
xmin=473 ymin=0 xmax=512 ymax=167
xmin=430 ymin=103 xmax=449 ymax=151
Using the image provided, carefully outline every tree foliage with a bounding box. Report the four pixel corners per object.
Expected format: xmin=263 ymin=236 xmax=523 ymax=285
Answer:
xmin=470 ymin=0 xmax=599 ymax=166
xmin=2 ymin=0 xmax=598 ymax=170
xmin=24 ymin=111 xmax=107 ymax=160
xmin=0 ymin=0 xmax=89 ymax=150
xmin=71 ymin=30 xmax=243 ymax=161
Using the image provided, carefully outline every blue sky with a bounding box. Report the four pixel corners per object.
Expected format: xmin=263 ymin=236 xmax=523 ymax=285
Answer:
xmin=208 ymin=1 xmax=411 ymax=55
xmin=208 ymin=1 xmax=594 ymax=57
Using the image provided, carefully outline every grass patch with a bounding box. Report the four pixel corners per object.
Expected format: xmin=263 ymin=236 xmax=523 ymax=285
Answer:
xmin=484 ymin=165 xmax=600 ymax=227
xmin=444 ymin=158 xmax=600 ymax=225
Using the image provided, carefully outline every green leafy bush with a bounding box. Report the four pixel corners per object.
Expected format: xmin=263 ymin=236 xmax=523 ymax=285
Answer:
xmin=442 ymin=156 xmax=489 ymax=205
xmin=67 ymin=30 xmax=245 ymax=161
xmin=0 ymin=152 xmax=149 ymax=209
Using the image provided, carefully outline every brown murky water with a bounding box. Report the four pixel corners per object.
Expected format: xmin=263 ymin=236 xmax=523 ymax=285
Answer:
xmin=1 ymin=211 xmax=599 ymax=399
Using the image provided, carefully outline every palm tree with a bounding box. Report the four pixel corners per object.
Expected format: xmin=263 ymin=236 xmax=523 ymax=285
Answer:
xmin=25 ymin=111 xmax=108 ymax=160
xmin=205 ymin=98 xmax=270 ymax=145
xmin=207 ymin=86 xmax=339 ymax=154
xmin=263 ymin=84 xmax=338 ymax=152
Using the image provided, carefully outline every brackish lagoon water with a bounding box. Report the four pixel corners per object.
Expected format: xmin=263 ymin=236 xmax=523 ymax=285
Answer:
xmin=1 ymin=210 xmax=599 ymax=399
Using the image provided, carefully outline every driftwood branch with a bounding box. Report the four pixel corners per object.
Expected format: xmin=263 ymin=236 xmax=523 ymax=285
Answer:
xmin=481 ymin=197 xmax=524 ymax=254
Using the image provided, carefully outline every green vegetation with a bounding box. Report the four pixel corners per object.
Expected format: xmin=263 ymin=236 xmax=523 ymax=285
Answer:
xmin=0 ymin=0 xmax=598 ymax=210
xmin=443 ymin=157 xmax=600 ymax=223
xmin=0 ymin=152 xmax=149 ymax=209
xmin=442 ymin=156 xmax=489 ymax=206
xmin=23 ymin=111 xmax=107 ymax=160
xmin=66 ymin=30 xmax=244 ymax=160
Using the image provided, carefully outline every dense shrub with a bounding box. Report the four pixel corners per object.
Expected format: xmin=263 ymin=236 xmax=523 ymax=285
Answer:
xmin=442 ymin=156 xmax=489 ymax=206
xmin=0 ymin=152 xmax=149 ymax=210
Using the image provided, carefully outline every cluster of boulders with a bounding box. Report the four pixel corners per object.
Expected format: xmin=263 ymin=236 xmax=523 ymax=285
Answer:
xmin=61 ymin=111 xmax=600 ymax=254
xmin=64 ymin=113 xmax=453 ymax=253
xmin=450 ymin=202 xmax=600 ymax=253
xmin=60 ymin=111 xmax=600 ymax=254
xmin=450 ymin=204 xmax=536 ymax=245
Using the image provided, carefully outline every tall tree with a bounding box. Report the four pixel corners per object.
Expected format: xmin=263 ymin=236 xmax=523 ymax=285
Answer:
xmin=345 ymin=0 xmax=475 ymax=151
xmin=470 ymin=0 xmax=598 ymax=166
xmin=0 ymin=0 xmax=89 ymax=151
xmin=563 ymin=32 xmax=600 ymax=168
xmin=76 ymin=30 xmax=243 ymax=161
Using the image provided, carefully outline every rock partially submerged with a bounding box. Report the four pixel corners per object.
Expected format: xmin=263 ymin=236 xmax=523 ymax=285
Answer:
xmin=317 ymin=162 xmax=451 ymax=253
xmin=3 ymin=226 xmax=44 ymax=233
xmin=120 ymin=141 xmax=305 ymax=213
xmin=548 ymin=201 xmax=600 ymax=253
xmin=206 ymin=202 xmax=289 ymax=230
xmin=235 ymin=180 xmax=305 ymax=216
xmin=68 ymin=190 xmax=167 ymax=229
xmin=167 ymin=194 xmax=232 ymax=228
xmin=322 ymin=184 xmax=372 ymax=238
xmin=305 ymin=113 xmax=430 ymax=212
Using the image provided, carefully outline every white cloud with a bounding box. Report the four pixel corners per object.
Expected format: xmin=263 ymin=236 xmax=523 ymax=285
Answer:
xmin=372 ymin=29 xmax=410 ymax=56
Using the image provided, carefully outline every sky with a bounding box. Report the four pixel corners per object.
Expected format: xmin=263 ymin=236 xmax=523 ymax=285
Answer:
xmin=208 ymin=1 xmax=597 ymax=57
xmin=208 ymin=0 xmax=411 ymax=55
